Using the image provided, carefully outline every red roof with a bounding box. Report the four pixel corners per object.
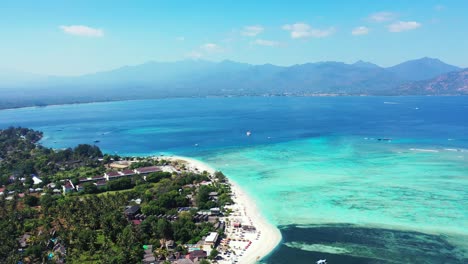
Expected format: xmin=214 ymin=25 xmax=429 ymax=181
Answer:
xmin=79 ymin=177 xmax=94 ymax=182
xmin=186 ymin=250 xmax=207 ymax=260
xmin=136 ymin=166 xmax=161 ymax=174
xmin=0 ymin=187 xmax=5 ymax=193
xmin=64 ymin=180 xmax=74 ymax=189
xmin=120 ymin=169 xmax=135 ymax=176
xmin=106 ymin=171 xmax=121 ymax=177
xmin=92 ymin=175 xmax=105 ymax=180
xmin=131 ymin=220 xmax=142 ymax=225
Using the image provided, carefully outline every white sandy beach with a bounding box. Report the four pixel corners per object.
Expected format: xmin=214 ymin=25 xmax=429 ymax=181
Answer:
xmin=161 ymin=155 xmax=282 ymax=264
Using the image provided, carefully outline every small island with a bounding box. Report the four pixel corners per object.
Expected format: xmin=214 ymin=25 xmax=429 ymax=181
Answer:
xmin=0 ymin=127 xmax=280 ymax=264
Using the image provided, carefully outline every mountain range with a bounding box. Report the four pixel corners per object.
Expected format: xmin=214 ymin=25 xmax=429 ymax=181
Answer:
xmin=0 ymin=57 xmax=466 ymax=109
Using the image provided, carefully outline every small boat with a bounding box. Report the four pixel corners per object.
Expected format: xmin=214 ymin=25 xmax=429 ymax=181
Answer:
xmin=316 ymin=260 xmax=327 ymax=264
xmin=94 ymin=140 xmax=100 ymax=143
xmin=377 ymin=138 xmax=392 ymax=141
xmin=246 ymin=131 xmax=251 ymax=136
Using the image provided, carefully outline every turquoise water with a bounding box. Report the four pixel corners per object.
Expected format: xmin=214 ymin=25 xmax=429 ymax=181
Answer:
xmin=0 ymin=97 xmax=467 ymax=262
xmin=198 ymin=137 xmax=467 ymax=235
xmin=196 ymin=136 xmax=468 ymax=262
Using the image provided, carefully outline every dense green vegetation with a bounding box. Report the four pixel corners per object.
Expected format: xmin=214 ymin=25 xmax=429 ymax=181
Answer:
xmin=0 ymin=127 xmax=232 ymax=263
xmin=0 ymin=127 xmax=103 ymax=189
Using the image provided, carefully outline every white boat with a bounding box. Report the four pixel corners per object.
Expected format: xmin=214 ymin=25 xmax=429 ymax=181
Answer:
xmin=317 ymin=259 xmax=327 ymax=264
xmin=246 ymin=131 xmax=251 ymax=136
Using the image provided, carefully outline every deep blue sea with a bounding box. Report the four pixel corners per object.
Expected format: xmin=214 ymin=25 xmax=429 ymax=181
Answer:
xmin=1 ymin=96 xmax=467 ymax=263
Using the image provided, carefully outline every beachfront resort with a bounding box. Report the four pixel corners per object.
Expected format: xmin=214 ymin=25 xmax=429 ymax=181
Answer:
xmin=0 ymin=127 xmax=280 ymax=264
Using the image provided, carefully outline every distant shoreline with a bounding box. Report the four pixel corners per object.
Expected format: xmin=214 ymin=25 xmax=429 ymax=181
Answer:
xmin=1 ymin=94 xmax=465 ymax=112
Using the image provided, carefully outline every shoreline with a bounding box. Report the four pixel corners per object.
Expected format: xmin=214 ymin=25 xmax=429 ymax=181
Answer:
xmin=2 ymin=95 xmax=461 ymax=112
xmin=163 ymin=155 xmax=282 ymax=264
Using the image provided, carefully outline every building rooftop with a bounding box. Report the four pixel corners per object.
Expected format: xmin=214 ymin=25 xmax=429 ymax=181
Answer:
xmin=32 ymin=176 xmax=43 ymax=185
xmin=136 ymin=166 xmax=161 ymax=174
xmin=210 ymin=207 xmax=220 ymax=214
xmin=63 ymin=180 xmax=74 ymax=189
xmin=205 ymin=232 xmax=219 ymax=243
xmin=124 ymin=205 xmax=141 ymax=215
xmin=106 ymin=171 xmax=121 ymax=177
xmin=79 ymin=177 xmax=93 ymax=182
xmin=120 ymin=169 xmax=135 ymax=176
xmin=176 ymin=259 xmax=194 ymax=264
xmin=199 ymin=181 xmax=211 ymax=186
xmin=187 ymin=250 xmax=207 ymax=260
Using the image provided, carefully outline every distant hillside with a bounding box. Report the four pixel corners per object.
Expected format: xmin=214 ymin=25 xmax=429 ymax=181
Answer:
xmin=387 ymin=57 xmax=461 ymax=81
xmin=399 ymin=68 xmax=468 ymax=95
xmin=352 ymin=60 xmax=382 ymax=69
xmin=0 ymin=58 xmax=465 ymax=109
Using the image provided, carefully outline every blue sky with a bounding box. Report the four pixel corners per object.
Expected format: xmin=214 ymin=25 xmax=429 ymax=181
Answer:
xmin=1 ymin=0 xmax=467 ymax=75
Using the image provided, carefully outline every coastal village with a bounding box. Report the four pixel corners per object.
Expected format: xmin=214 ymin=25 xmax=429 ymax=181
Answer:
xmin=0 ymin=127 xmax=280 ymax=264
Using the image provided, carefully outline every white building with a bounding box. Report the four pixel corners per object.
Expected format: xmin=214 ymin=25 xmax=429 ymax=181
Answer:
xmin=204 ymin=232 xmax=219 ymax=246
xmin=32 ymin=176 xmax=43 ymax=185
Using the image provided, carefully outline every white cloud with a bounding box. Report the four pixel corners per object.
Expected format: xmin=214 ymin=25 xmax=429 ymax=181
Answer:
xmin=201 ymin=43 xmax=223 ymax=53
xmin=388 ymin=21 xmax=421 ymax=32
xmin=253 ymin=39 xmax=281 ymax=47
xmin=241 ymin=25 xmax=264 ymax=36
xmin=368 ymin=12 xmax=397 ymax=22
xmin=59 ymin=25 xmax=103 ymax=37
xmin=282 ymin=23 xmax=335 ymax=39
xmin=351 ymin=26 xmax=370 ymax=36
xmin=186 ymin=43 xmax=223 ymax=59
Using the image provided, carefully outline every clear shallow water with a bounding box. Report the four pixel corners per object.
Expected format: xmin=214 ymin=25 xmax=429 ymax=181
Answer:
xmin=1 ymin=96 xmax=467 ymax=263
xmin=200 ymin=137 xmax=467 ymax=234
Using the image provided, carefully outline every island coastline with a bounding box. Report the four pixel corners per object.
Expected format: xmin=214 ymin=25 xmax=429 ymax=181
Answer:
xmin=163 ymin=155 xmax=282 ymax=264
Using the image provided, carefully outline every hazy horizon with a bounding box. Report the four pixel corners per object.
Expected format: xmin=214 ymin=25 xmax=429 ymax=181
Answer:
xmin=1 ymin=0 xmax=468 ymax=76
